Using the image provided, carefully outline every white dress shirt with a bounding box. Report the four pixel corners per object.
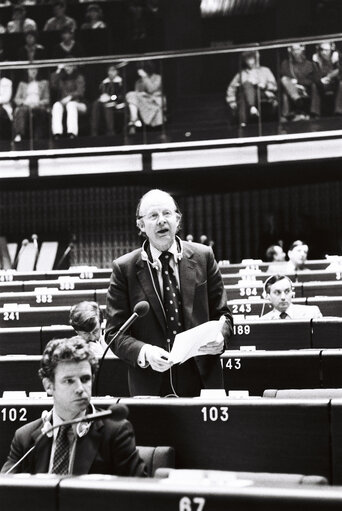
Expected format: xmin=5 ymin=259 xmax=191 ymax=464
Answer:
xmin=261 ymin=303 xmax=322 ymax=320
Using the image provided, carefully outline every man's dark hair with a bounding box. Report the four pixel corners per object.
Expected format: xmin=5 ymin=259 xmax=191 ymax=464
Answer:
xmin=288 ymin=240 xmax=307 ymax=251
xmin=69 ymin=301 xmax=103 ymax=333
xmin=39 ymin=336 xmax=99 ymax=381
xmin=266 ymin=244 xmax=280 ymax=262
xmin=264 ymin=274 xmax=293 ymax=294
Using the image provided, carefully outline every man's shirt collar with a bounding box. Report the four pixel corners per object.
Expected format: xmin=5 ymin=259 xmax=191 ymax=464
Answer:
xmin=150 ymin=240 xmax=179 ymax=264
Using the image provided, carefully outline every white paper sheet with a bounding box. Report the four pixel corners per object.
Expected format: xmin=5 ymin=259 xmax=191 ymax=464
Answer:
xmin=169 ymin=317 xmax=225 ymax=365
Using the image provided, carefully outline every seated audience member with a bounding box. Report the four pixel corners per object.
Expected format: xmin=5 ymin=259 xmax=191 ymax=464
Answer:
xmin=81 ymin=3 xmax=106 ymax=30
xmin=269 ymin=240 xmax=309 ymax=274
xmin=266 ymin=244 xmax=286 ymax=263
xmin=0 ymin=73 xmax=13 ymax=140
xmin=17 ymin=31 xmax=46 ymax=61
xmin=52 ymin=26 xmax=84 ymax=59
xmin=50 ymin=64 xmax=87 ymax=139
xmin=280 ymin=44 xmax=314 ymax=121
xmin=1 ymin=336 xmax=146 ymax=476
xmin=69 ymin=301 xmax=113 ymax=358
xmin=91 ymin=64 xmax=124 ymax=136
xmin=286 ymin=240 xmax=309 ymax=272
xmin=126 ymin=60 xmax=163 ymax=133
xmin=261 ymin=275 xmax=322 ymax=320
xmin=226 ymin=50 xmax=277 ymax=127
xmin=44 ymin=1 xmax=77 ymax=32
xmin=13 ymin=67 xmax=50 ymax=142
xmin=311 ymin=41 xmax=342 ymax=117
xmin=7 ymin=5 xmax=37 ymax=33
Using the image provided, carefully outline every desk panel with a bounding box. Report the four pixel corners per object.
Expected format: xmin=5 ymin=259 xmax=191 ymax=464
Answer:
xmin=307 ymin=298 xmax=342 ymax=317
xmin=0 ymin=307 xmax=70 ymax=328
xmin=0 ymin=398 xmax=332 ymax=481
xmin=229 ymin=320 xmax=312 ymax=350
xmin=0 ymin=290 xmax=95 ymax=308
xmin=0 ymin=474 xmax=59 ymax=511
xmin=222 ymin=351 xmax=321 ymax=395
xmin=0 ymin=328 xmax=41 ymax=355
xmin=311 ymin=319 xmax=342 ymax=349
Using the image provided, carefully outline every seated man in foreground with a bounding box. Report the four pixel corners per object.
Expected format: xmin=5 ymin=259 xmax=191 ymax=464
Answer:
xmin=1 ymin=337 xmax=146 ymax=476
xmin=261 ymin=275 xmax=322 ymax=320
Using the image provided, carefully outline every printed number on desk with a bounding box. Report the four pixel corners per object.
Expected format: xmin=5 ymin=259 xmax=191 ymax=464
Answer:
xmin=1 ymin=408 xmax=27 ymax=422
xmin=201 ymin=406 xmax=229 ymax=422
xmin=0 ymin=272 xmax=13 ymax=282
xmin=80 ymin=271 xmax=94 ymax=279
xmin=179 ymin=497 xmax=205 ymax=511
xmin=226 ymin=358 xmax=241 ymax=370
xmin=239 ymin=287 xmax=257 ymax=297
xmin=233 ymin=325 xmax=250 ymax=336
xmin=232 ymin=304 xmax=252 ymax=314
xmin=3 ymin=311 xmax=19 ymax=321
xmin=59 ymin=280 xmax=75 ymax=290
xmin=36 ymin=294 xmax=53 ymax=304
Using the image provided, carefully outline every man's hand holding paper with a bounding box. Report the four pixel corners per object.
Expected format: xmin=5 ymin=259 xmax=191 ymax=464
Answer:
xmin=169 ymin=316 xmax=227 ymax=365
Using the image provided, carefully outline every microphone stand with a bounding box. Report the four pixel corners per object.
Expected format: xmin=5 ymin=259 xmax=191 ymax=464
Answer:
xmin=94 ymin=313 xmax=139 ymax=396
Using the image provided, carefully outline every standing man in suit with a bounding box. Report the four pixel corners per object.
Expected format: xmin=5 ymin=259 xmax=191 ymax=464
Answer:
xmin=105 ymin=189 xmax=233 ymax=397
xmin=261 ymin=275 xmax=322 ymax=320
xmin=1 ymin=337 xmax=146 ymax=476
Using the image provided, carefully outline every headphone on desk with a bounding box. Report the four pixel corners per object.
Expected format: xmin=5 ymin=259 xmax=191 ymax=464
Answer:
xmin=140 ymin=236 xmax=183 ymax=272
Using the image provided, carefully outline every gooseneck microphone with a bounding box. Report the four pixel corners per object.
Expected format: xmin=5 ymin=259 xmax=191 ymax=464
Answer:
xmin=94 ymin=301 xmax=150 ymax=396
xmin=5 ymin=403 xmax=128 ymax=475
xmin=32 ymin=234 xmax=39 ymax=271
xmin=12 ymin=239 xmax=29 ymax=270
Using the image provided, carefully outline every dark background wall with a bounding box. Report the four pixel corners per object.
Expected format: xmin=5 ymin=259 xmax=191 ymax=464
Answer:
xmin=0 ymin=160 xmax=340 ymax=265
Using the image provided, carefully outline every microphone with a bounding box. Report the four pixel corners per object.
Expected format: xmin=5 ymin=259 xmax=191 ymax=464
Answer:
xmin=5 ymin=403 xmax=128 ymax=475
xmin=32 ymin=234 xmax=39 ymax=271
xmin=56 ymin=241 xmax=75 ymax=270
xmin=94 ymin=301 xmax=150 ymax=395
xmin=12 ymin=238 xmax=29 ymax=270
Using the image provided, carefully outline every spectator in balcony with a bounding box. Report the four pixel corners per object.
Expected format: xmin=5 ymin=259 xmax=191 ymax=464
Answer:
xmin=0 ymin=72 xmax=12 ymax=140
xmin=13 ymin=67 xmax=50 ymax=143
xmin=52 ymin=26 xmax=84 ymax=59
xmin=280 ymin=44 xmax=314 ymax=121
xmin=126 ymin=60 xmax=163 ymax=133
xmin=17 ymin=31 xmax=46 ymax=61
xmin=226 ymin=50 xmax=277 ymax=127
xmin=44 ymin=0 xmax=77 ymax=32
xmin=81 ymin=3 xmax=106 ymax=30
xmin=91 ymin=64 xmax=124 ymax=136
xmin=7 ymin=5 xmax=37 ymax=33
xmin=311 ymin=41 xmax=342 ymax=117
xmin=50 ymin=64 xmax=87 ymax=139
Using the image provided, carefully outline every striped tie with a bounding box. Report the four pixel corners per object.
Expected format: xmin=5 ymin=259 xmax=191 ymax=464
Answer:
xmin=51 ymin=424 xmax=71 ymax=475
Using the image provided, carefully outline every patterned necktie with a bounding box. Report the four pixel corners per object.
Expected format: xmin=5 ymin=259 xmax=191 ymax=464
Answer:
xmin=280 ymin=312 xmax=288 ymax=320
xmin=159 ymin=252 xmax=184 ymax=345
xmin=51 ymin=424 xmax=72 ymax=475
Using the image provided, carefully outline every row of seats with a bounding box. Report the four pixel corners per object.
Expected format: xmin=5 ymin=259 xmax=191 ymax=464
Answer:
xmin=1 ymin=319 xmax=342 ymax=355
xmin=229 ymin=297 xmax=342 ymax=318
xmin=2 ymin=350 xmax=342 ymax=397
xmin=2 ymin=472 xmax=341 ymax=511
xmin=1 ymin=397 xmax=342 ymax=483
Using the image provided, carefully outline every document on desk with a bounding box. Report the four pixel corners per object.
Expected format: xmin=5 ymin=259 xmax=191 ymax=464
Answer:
xmin=169 ymin=317 xmax=225 ymax=365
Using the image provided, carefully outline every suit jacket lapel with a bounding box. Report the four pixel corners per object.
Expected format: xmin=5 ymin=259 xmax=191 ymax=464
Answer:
xmin=72 ymin=420 xmax=103 ymax=475
xmin=31 ymin=424 xmax=52 ymax=474
xmin=136 ymin=258 xmax=167 ymax=334
xmin=179 ymin=244 xmax=196 ymax=329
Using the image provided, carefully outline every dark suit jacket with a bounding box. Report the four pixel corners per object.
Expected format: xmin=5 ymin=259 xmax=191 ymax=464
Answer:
xmin=105 ymin=241 xmax=233 ymax=396
xmin=1 ymin=413 xmax=146 ymax=476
